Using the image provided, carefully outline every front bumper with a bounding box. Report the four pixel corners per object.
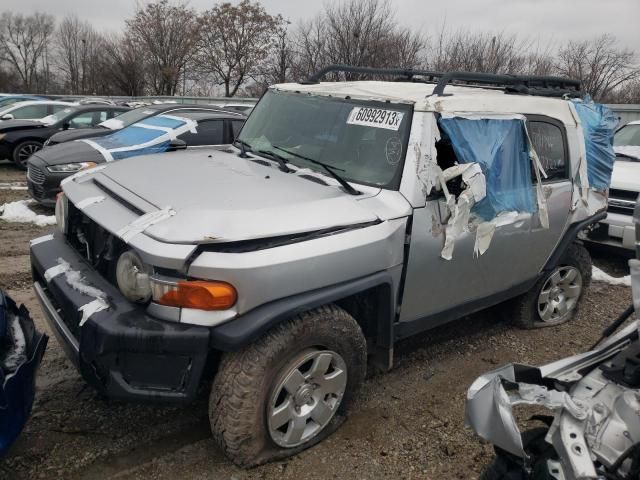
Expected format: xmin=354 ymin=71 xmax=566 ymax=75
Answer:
xmin=584 ymin=211 xmax=635 ymax=250
xmin=30 ymin=233 xmax=211 ymax=403
xmin=26 ymin=156 xmax=72 ymax=207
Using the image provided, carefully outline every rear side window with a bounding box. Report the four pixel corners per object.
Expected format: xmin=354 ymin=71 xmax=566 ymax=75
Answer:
xmin=178 ymin=120 xmax=224 ymax=146
xmin=527 ymin=120 xmax=568 ymax=181
xmin=11 ymin=104 xmax=49 ymax=119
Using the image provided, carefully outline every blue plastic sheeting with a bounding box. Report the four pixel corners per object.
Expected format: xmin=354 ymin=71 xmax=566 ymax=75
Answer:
xmin=570 ymin=97 xmax=617 ymax=191
xmin=83 ymin=115 xmax=191 ymax=161
xmin=439 ymin=117 xmax=535 ymax=220
xmin=0 ymin=290 xmax=47 ymax=457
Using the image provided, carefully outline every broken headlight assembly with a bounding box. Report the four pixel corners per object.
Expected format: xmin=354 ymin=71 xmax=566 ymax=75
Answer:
xmin=47 ymin=162 xmax=97 ymax=173
xmin=115 ymin=251 xmax=237 ymax=310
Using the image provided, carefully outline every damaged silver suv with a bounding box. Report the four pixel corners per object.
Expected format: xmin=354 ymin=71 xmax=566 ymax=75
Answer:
xmin=30 ymin=65 xmax=615 ymax=467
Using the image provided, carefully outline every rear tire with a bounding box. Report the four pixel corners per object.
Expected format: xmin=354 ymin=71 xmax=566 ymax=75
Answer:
xmin=12 ymin=140 xmax=43 ymax=170
xmin=209 ymin=304 xmax=367 ymax=468
xmin=511 ymin=243 xmax=591 ymax=329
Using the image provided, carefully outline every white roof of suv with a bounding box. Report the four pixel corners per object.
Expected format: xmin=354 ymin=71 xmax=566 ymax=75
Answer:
xmin=275 ymin=80 xmax=576 ymax=125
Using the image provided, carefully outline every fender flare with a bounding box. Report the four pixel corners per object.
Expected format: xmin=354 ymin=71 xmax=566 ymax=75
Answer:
xmin=543 ymin=211 xmax=606 ymax=271
xmin=208 ymin=271 xmax=395 ymax=353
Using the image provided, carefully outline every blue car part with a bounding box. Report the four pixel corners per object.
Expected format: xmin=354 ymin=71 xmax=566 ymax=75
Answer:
xmin=0 ymin=290 xmax=47 ymax=457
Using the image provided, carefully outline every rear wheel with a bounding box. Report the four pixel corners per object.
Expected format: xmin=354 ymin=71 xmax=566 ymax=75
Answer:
xmin=511 ymin=243 xmax=591 ymax=329
xmin=13 ymin=140 xmax=43 ymax=170
xmin=209 ymin=305 xmax=367 ymax=467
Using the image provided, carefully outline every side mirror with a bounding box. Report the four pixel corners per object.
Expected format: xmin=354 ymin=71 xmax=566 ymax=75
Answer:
xmin=1 ymin=114 xmax=14 ymax=120
xmin=62 ymin=122 xmax=70 ymax=130
xmin=167 ymin=138 xmax=187 ymax=151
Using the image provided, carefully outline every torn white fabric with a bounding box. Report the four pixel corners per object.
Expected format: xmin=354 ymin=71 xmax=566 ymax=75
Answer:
xmin=30 ymin=233 xmax=54 ymax=246
xmin=592 ymin=266 xmax=631 ymax=287
xmin=63 ymin=268 xmax=107 ymax=299
xmin=0 ymin=199 xmax=56 ymax=227
xmin=78 ymin=297 xmax=109 ymax=326
xmin=75 ymin=196 xmax=105 ymax=210
xmin=133 ymin=122 xmax=179 ymax=139
xmin=473 ymin=221 xmax=496 ymax=257
xmin=440 ymin=163 xmax=487 ymax=260
xmin=117 ymin=207 xmax=176 ymax=242
xmin=44 ymin=261 xmax=71 ymax=282
xmin=439 ymin=112 xmax=526 ymax=121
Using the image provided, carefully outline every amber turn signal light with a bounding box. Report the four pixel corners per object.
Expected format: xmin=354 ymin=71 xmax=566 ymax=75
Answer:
xmin=155 ymin=280 xmax=237 ymax=310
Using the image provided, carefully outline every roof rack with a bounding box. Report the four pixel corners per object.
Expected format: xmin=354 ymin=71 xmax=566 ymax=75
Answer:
xmin=302 ymin=64 xmax=582 ymax=98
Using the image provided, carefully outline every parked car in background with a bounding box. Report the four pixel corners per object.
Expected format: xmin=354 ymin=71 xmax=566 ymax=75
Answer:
xmin=28 ymin=109 xmax=245 ymax=206
xmin=211 ymin=102 xmax=255 ymax=114
xmin=0 ymin=289 xmax=48 ymax=457
xmin=0 ymin=95 xmax=45 ymax=109
xmin=0 ymin=100 xmax=76 ymax=122
xmin=78 ymin=97 xmax=116 ymax=105
xmin=584 ymin=120 xmax=640 ymax=251
xmin=0 ymin=104 xmax=129 ymax=169
xmin=45 ymin=103 xmax=242 ymax=147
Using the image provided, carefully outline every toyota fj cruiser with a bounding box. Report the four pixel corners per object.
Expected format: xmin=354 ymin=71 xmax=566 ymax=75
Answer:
xmin=30 ymin=66 xmax=615 ymax=467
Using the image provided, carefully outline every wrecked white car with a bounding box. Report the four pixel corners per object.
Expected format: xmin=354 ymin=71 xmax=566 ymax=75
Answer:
xmin=466 ymin=197 xmax=640 ymax=480
xmin=30 ymin=65 xmax=615 ymax=466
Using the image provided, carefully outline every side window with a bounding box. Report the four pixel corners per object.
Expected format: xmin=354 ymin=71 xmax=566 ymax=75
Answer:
xmin=528 ymin=121 xmax=568 ymax=181
xmin=51 ymin=105 xmax=70 ymax=114
xmin=178 ymin=120 xmax=224 ymax=146
xmin=231 ymin=120 xmax=244 ymax=141
xmin=68 ymin=111 xmax=99 ymax=128
xmin=11 ymin=104 xmax=48 ymax=119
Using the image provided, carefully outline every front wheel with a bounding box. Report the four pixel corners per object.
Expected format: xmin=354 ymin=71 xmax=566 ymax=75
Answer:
xmin=13 ymin=140 xmax=43 ymax=170
xmin=511 ymin=243 xmax=591 ymax=329
xmin=209 ymin=305 xmax=367 ymax=467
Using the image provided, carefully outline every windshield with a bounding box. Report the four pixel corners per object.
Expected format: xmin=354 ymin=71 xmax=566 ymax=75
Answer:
xmin=237 ymin=90 xmax=412 ymax=188
xmin=99 ymin=107 xmax=156 ymax=130
xmin=40 ymin=107 xmax=77 ymax=125
xmin=615 ymin=124 xmax=640 ymax=147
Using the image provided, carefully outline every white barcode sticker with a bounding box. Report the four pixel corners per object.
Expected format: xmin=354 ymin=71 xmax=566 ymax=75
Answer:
xmin=346 ymin=107 xmax=404 ymax=130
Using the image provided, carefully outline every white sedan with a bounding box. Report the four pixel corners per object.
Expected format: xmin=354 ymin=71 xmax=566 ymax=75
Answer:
xmin=0 ymin=100 xmax=77 ymax=122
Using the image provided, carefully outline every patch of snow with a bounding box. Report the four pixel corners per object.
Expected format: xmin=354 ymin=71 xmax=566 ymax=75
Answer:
xmin=592 ymin=266 xmax=631 ymax=287
xmin=3 ymin=313 xmax=27 ymax=373
xmin=56 ymin=258 xmax=107 ymax=299
xmin=0 ymin=199 xmax=56 ymax=227
xmin=0 ymin=182 xmax=27 ymax=190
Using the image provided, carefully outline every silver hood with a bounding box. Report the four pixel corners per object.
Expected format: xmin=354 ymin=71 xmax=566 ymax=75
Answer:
xmin=67 ymin=148 xmax=394 ymax=245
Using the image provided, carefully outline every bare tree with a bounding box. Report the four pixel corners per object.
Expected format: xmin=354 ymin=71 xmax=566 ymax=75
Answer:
xmin=101 ymin=34 xmax=146 ymax=96
xmin=291 ymin=0 xmax=425 ymax=81
xmin=556 ymin=34 xmax=640 ymax=101
xmin=196 ymin=0 xmax=282 ymax=97
xmin=55 ymin=15 xmax=106 ymax=94
xmin=125 ymin=0 xmax=199 ymax=96
xmin=0 ymin=12 xmax=55 ymax=92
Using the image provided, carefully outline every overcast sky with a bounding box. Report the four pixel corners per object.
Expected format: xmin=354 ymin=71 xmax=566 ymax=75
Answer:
xmin=2 ymin=0 xmax=639 ymax=51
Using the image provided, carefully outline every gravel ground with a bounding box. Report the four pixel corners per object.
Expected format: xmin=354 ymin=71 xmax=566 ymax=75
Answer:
xmin=0 ymin=159 xmax=634 ymax=479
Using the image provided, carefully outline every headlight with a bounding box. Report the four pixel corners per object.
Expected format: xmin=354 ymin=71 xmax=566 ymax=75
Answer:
xmin=47 ymin=162 xmax=97 ymax=173
xmin=150 ymin=276 xmax=237 ymax=311
xmin=54 ymin=193 xmax=68 ymax=234
xmin=116 ymin=251 xmax=152 ymax=303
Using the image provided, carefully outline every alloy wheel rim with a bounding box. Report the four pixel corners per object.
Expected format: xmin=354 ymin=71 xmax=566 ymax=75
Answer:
xmin=537 ymin=266 xmax=582 ymax=324
xmin=267 ymin=349 xmax=347 ymax=448
xmin=18 ymin=143 xmax=41 ymax=164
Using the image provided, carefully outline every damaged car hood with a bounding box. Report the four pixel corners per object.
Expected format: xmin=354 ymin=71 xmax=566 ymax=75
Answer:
xmin=86 ymin=149 xmax=386 ymax=244
xmin=610 ymin=157 xmax=640 ymax=193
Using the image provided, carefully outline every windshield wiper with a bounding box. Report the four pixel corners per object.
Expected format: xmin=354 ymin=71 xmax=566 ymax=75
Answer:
xmin=273 ymin=145 xmax=361 ymax=195
xmin=233 ymin=139 xmax=253 ymax=158
xmin=255 ymin=148 xmax=292 ymax=173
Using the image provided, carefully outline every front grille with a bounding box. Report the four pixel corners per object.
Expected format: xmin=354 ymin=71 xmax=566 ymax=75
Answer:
xmin=30 ymin=182 xmax=45 ymax=199
xmin=607 ymin=189 xmax=637 ymax=216
xmin=66 ymin=204 xmax=123 ymax=283
xmin=28 ymin=164 xmax=46 ymax=184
